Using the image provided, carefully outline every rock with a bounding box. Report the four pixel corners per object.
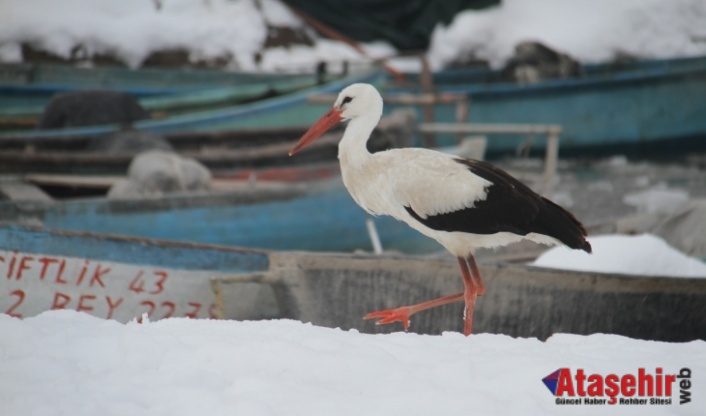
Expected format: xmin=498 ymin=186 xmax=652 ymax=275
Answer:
xmin=38 ymin=90 xmax=149 ymax=129
xmin=502 ymin=41 xmax=581 ymax=84
xmin=108 ymin=150 xmax=211 ymax=199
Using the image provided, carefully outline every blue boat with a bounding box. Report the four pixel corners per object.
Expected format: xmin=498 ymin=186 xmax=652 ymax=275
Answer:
xmin=0 ymin=69 xmax=383 ymax=138
xmin=385 ymin=56 xmax=706 ymax=154
xmin=3 ymin=224 xmax=704 ymax=341
xmin=0 ymin=179 xmax=440 ymax=254
xmin=0 ymin=62 xmax=329 ymax=100
xmin=0 ymin=223 xmax=271 ymax=322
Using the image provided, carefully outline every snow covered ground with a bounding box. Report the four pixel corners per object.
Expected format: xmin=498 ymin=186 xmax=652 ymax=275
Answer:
xmin=3 ymin=235 xmax=706 ymax=415
xmin=1 ymin=3 xmax=706 ymax=414
xmin=1 ymin=0 xmax=705 ymax=71
xmin=1 ymin=310 xmax=704 ymax=416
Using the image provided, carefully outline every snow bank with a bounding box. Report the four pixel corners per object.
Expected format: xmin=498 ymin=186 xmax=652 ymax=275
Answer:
xmin=1 ymin=310 xmax=703 ymax=415
xmin=0 ymin=0 xmax=393 ymax=71
xmin=2 ymin=0 xmax=704 ymax=72
xmin=532 ymin=234 xmax=706 ymax=277
xmin=428 ymin=0 xmax=706 ymax=69
xmin=623 ymin=187 xmax=691 ymax=215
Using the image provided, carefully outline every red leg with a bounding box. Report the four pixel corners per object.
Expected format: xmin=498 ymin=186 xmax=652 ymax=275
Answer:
xmin=459 ymin=254 xmax=486 ymax=335
xmin=364 ymin=254 xmax=485 ymax=336
xmin=364 ymin=292 xmax=463 ymax=331
xmin=466 ymin=254 xmax=485 ymax=296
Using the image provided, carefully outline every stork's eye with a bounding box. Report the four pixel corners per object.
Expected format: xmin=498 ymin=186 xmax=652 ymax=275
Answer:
xmin=341 ymin=96 xmax=353 ymax=105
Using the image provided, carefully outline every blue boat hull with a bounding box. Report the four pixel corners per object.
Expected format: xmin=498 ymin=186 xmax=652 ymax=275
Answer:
xmin=0 ymin=182 xmax=441 ymax=254
xmin=386 ymin=57 xmax=706 ymax=153
xmin=0 ymin=70 xmax=383 ymax=138
xmin=0 ymin=224 xmax=272 ymax=321
xmin=0 ymin=225 xmax=269 ymax=273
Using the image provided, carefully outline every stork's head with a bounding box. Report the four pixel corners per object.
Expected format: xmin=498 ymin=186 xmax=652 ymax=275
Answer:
xmin=289 ymin=83 xmax=383 ymax=156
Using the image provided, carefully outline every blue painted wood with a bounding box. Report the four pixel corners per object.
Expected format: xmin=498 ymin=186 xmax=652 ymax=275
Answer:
xmin=385 ymin=56 xmax=706 ymax=152
xmin=0 ymin=74 xmax=328 ymax=119
xmin=0 ymin=65 xmax=318 ymax=119
xmin=0 ymin=181 xmax=441 ymax=255
xmin=0 ymin=63 xmax=318 ymax=96
xmin=0 ymin=70 xmax=384 ymax=138
xmin=0 ymin=224 xmax=270 ymax=273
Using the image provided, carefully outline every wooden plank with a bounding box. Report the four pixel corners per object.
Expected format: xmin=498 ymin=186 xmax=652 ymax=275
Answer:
xmin=419 ymin=122 xmax=562 ymax=196
xmin=420 ymin=55 xmax=436 ymax=147
xmin=418 ymin=122 xmax=562 ymax=135
xmin=24 ymin=173 xmax=293 ymax=194
xmin=25 ymin=174 xmax=123 ymax=189
xmin=308 ymin=93 xmax=467 ymax=105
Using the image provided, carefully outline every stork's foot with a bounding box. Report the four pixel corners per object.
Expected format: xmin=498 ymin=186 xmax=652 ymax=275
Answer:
xmin=363 ymin=292 xmax=465 ymax=332
xmin=363 ymin=307 xmax=413 ymax=331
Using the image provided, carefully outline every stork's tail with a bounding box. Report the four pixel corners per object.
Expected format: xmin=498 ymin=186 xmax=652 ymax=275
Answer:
xmin=538 ymin=197 xmax=592 ymax=253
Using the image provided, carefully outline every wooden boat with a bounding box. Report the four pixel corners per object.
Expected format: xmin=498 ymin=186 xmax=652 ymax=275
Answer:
xmin=385 ymin=56 xmax=706 ymax=154
xmin=2 ymin=224 xmax=703 ymax=342
xmin=0 ymin=69 xmax=383 ymax=137
xmin=0 ymin=108 xmax=414 ymax=175
xmin=1 ymin=74 xmax=334 ymax=129
xmin=0 ymin=223 xmax=270 ymax=322
xmin=0 ymin=137 xmax=526 ymax=254
xmin=0 ymin=177 xmax=441 ymax=254
xmin=212 ymin=250 xmax=706 ymax=341
xmin=0 ymin=62 xmax=329 ymax=97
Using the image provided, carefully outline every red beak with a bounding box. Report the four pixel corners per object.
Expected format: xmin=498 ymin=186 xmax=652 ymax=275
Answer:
xmin=289 ymin=108 xmax=343 ymax=156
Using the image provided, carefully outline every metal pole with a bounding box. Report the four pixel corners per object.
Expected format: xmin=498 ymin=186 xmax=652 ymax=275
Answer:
xmin=365 ymin=216 xmax=383 ymax=254
xmin=543 ymin=131 xmax=560 ymax=197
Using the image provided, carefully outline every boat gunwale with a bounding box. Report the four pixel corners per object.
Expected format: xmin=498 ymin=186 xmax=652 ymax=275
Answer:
xmin=386 ymin=56 xmax=706 ymax=98
xmin=0 ymin=222 xmax=272 ymax=272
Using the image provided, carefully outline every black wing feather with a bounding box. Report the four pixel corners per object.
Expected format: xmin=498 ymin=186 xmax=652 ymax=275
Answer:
xmin=405 ymin=158 xmax=591 ymax=253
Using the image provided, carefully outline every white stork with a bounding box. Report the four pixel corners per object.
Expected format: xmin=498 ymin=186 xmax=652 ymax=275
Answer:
xmin=289 ymin=83 xmax=591 ymax=336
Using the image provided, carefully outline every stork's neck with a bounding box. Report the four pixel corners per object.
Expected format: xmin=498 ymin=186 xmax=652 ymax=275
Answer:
xmin=338 ymin=112 xmax=380 ymax=168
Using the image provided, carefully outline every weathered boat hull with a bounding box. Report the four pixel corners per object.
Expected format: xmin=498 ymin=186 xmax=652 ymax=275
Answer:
xmin=0 ymin=108 xmax=409 ymax=175
xmin=0 ymin=62 xmax=324 ymax=97
xmin=386 ymin=56 xmax=706 ymax=154
xmin=214 ymin=251 xmax=706 ymax=342
xmin=0 ymin=180 xmax=441 ymax=254
xmin=0 ymin=70 xmax=383 ymax=138
xmin=1 ymin=74 xmax=333 ymax=129
xmin=0 ymin=224 xmax=270 ymax=322
xmin=3 ymin=225 xmax=703 ymax=341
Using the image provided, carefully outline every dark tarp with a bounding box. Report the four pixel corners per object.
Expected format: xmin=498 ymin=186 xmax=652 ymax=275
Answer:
xmin=282 ymin=0 xmax=500 ymax=51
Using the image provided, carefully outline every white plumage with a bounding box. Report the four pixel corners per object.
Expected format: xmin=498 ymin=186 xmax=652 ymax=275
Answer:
xmin=290 ymin=83 xmax=591 ymax=336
